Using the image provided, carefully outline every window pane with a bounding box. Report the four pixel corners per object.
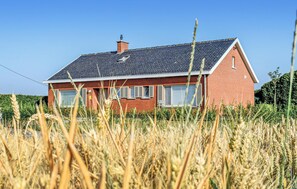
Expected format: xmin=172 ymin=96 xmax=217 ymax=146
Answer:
xmin=232 ymin=57 xmax=235 ymax=68
xmin=186 ymin=85 xmax=197 ymax=106
xmin=170 ymin=85 xmax=197 ymax=106
xmin=143 ymin=86 xmax=149 ymax=98
xmin=117 ymin=88 xmax=121 ymax=98
xmin=165 ymin=86 xmax=171 ymax=105
xmin=130 ymin=87 xmax=135 ymax=98
xmin=110 ymin=88 xmax=116 ymax=99
xmin=60 ymin=90 xmax=76 ymax=107
xmin=172 ymin=86 xmax=185 ymax=106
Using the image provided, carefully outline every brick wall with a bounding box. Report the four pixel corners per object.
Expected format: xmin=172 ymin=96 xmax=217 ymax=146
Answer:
xmin=48 ymin=76 xmax=205 ymax=112
xmin=206 ymin=45 xmax=255 ymax=107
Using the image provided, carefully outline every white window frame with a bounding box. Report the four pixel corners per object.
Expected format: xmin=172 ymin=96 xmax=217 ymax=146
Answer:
xmin=58 ymin=89 xmax=87 ymax=108
xmin=121 ymin=87 xmax=128 ymax=98
xmin=162 ymin=84 xmax=201 ymax=107
xmin=142 ymin=86 xmax=150 ymax=99
xmin=157 ymin=85 xmax=164 ymax=106
xmin=135 ymin=86 xmax=142 ymax=98
xmin=149 ymin=86 xmax=154 ymax=98
xmin=232 ymin=56 xmax=236 ymax=69
xmin=110 ymin=87 xmax=121 ymax=99
xmin=59 ymin=90 xmax=75 ymax=108
xmin=128 ymin=86 xmax=136 ymax=99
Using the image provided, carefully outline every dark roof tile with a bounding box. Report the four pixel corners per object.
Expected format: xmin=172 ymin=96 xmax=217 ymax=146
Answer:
xmin=48 ymin=38 xmax=236 ymax=80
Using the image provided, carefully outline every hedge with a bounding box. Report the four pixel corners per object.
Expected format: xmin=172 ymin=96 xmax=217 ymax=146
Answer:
xmin=255 ymin=70 xmax=297 ymax=109
xmin=0 ymin=94 xmax=45 ymax=120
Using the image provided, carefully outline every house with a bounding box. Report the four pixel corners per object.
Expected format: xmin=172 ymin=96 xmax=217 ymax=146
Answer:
xmin=44 ymin=37 xmax=258 ymax=112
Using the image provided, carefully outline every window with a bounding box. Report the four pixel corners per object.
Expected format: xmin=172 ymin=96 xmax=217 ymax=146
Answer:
xmin=112 ymin=86 xmax=154 ymax=99
xmin=162 ymin=85 xmax=201 ymax=107
xmin=110 ymin=87 xmax=121 ymax=99
xmin=117 ymin=88 xmax=121 ymax=98
xmin=232 ymin=56 xmax=236 ymax=69
xmin=143 ymin=86 xmax=150 ymax=98
xmin=60 ymin=90 xmax=76 ymax=107
xmin=121 ymin=87 xmax=128 ymax=98
xmin=135 ymin=86 xmax=142 ymax=98
xmin=165 ymin=86 xmax=171 ymax=105
xmin=110 ymin=88 xmax=115 ymax=99
xmin=129 ymin=87 xmax=135 ymax=99
xmin=157 ymin=85 xmax=164 ymax=106
xmin=59 ymin=89 xmax=87 ymax=107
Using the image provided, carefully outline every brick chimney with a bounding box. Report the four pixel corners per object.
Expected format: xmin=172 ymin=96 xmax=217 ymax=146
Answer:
xmin=117 ymin=34 xmax=129 ymax=54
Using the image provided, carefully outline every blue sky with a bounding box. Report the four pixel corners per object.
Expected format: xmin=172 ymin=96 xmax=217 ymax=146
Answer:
xmin=0 ymin=0 xmax=296 ymax=95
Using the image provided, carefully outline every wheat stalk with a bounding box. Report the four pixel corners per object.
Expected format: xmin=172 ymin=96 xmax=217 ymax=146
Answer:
xmin=122 ymin=124 xmax=135 ymax=189
xmin=10 ymin=94 xmax=20 ymax=123
xmin=286 ymin=13 xmax=297 ymax=132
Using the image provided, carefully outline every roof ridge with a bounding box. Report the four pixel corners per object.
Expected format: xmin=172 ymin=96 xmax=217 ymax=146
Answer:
xmin=81 ymin=37 xmax=237 ymax=56
xmin=81 ymin=51 xmax=116 ymax=57
xmin=128 ymin=37 xmax=237 ymax=52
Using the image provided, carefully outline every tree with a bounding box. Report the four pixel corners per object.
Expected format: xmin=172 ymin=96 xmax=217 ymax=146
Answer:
xmin=268 ymin=67 xmax=281 ymax=110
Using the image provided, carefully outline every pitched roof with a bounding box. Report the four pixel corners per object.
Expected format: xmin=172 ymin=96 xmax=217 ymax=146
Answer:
xmin=46 ymin=38 xmax=258 ymax=83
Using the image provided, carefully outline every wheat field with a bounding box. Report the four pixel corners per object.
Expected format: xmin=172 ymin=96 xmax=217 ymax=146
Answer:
xmin=0 ymin=92 xmax=296 ymax=189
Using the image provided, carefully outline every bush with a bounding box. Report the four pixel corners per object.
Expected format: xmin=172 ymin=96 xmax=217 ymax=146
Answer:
xmin=256 ymin=70 xmax=297 ymax=109
xmin=0 ymin=94 xmax=46 ymax=120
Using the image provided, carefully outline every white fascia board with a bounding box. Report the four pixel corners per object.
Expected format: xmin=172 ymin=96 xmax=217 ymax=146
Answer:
xmin=208 ymin=39 xmax=238 ymax=75
xmin=236 ymin=40 xmax=259 ymax=83
xmin=43 ymin=71 xmax=210 ymax=84
xmin=208 ymin=38 xmax=259 ymax=83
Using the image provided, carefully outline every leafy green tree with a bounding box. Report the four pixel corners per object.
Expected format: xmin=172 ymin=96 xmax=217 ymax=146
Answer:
xmin=257 ymin=70 xmax=297 ymax=109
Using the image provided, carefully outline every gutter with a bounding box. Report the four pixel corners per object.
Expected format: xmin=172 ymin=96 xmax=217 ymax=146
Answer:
xmin=44 ymin=71 xmax=211 ymax=84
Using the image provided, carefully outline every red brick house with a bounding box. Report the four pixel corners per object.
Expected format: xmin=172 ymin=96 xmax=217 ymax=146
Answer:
xmin=44 ymin=38 xmax=258 ymax=112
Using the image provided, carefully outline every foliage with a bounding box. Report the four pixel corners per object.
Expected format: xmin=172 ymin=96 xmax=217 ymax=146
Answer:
xmin=268 ymin=66 xmax=282 ymax=81
xmin=256 ymin=71 xmax=297 ymax=109
xmin=0 ymin=94 xmax=46 ymax=120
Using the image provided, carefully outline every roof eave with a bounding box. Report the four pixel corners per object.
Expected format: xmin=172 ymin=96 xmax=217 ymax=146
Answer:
xmin=43 ymin=71 xmax=210 ymax=84
xmin=235 ymin=39 xmax=259 ymax=83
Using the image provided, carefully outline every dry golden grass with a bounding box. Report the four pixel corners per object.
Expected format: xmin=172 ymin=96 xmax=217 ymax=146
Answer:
xmin=0 ymin=92 xmax=296 ymax=188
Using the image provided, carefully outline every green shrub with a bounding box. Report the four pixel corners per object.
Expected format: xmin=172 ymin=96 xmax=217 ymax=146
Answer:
xmin=0 ymin=94 xmax=46 ymax=120
xmin=256 ymin=71 xmax=297 ymax=109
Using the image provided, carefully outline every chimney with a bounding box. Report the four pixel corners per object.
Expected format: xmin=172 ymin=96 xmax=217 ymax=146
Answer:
xmin=117 ymin=34 xmax=129 ymax=54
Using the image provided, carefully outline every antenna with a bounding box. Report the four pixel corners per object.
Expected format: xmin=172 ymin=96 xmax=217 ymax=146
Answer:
xmin=120 ymin=34 xmax=123 ymax=41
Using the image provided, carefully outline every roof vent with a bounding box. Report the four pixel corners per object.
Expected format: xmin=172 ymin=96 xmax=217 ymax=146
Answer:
xmin=117 ymin=55 xmax=130 ymax=63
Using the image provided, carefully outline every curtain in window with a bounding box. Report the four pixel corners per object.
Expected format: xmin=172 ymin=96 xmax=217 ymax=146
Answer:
xmin=130 ymin=87 xmax=135 ymax=98
xmin=171 ymin=86 xmax=185 ymax=106
xmin=186 ymin=85 xmax=197 ymax=105
xmin=166 ymin=85 xmax=197 ymax=106
xmin=165 ymin=86 xmax=171 ymax=105
xmin=60 ymin=90 xmax=76 ymax=107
